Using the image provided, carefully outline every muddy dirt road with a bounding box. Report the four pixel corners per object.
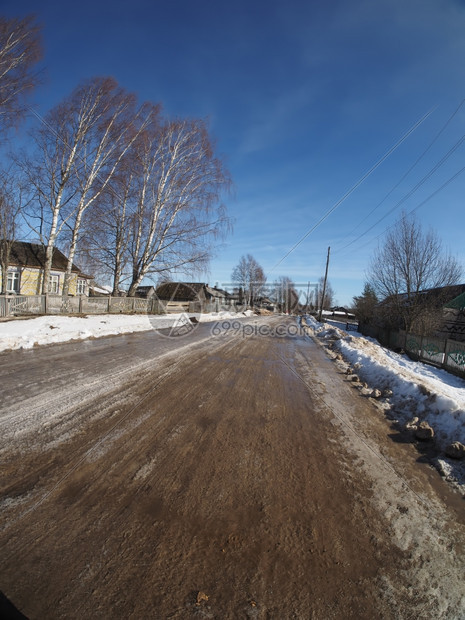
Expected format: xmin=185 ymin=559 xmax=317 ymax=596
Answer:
xmin=1 ymin=316 xmax=465 ymax=619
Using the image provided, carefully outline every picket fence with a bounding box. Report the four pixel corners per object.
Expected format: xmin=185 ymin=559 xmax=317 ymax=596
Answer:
xmin=0 ymin=295 xmax=224 ymax=318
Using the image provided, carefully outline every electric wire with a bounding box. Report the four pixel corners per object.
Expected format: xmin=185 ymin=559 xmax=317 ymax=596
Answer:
xmin=337 ymin=99 xmax=465 ymax=246
xmin=266 ymin=108 xmax=434 ymax=278
xmin=343 ymin=161 xmax=465 ymax=256
xmin=335 ymin=125 xmax=465 ymax=254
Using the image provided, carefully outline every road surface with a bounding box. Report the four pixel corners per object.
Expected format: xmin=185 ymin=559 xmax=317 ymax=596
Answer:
xmin=1 ymin=316 xmax=464 ymax=619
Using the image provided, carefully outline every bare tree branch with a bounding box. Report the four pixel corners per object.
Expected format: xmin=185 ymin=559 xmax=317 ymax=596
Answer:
xmin=368 ymin=212 xmax=462 ymax=332
xmin=125 ymin=117 xmax=231 ymax=296
xmin=21 ymin=77 xmax=154 ymax=294
xmin=231 ymin=254 xmax=266 ymax=308
xmin=0 ymin=165 xmax=27 ymax=293
xmin=0 ymin=15 xmax=42 ymax=135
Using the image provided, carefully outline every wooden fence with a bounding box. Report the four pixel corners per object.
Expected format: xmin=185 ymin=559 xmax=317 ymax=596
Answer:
xmin=359 ymin=324 xmax=465 ymax=378
xmin=0 ymin=295 xmax=223 ymax=318
xmin=403 ymin=332 xmax=465 ymax=378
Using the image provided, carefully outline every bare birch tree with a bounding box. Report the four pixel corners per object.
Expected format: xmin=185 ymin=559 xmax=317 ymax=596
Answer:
xmin=82 ymin=166 xmax=136 ymax=295
xmin=22 ymin=93 xmax=85 ymax=292
xmin=0 ymin=15 xmax=41 ymax=135
xmin=231 ymin=254 xmax=266 ymax=308
xmin=23 ymin=77 xmax=154 ymax=294
xmin=271 ymin=275 xmax=298 ymax=313
xmin=368 ymin=212 xmax=462 ymax=332
xmin=125 ymin=117 xmax=231 ymax=296
xmin=60 ymin=88 xmax=155 ymax=295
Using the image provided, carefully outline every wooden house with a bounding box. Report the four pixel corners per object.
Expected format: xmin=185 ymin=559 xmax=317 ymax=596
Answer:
xmin=205 ymin=285 xmax=233 ymax=309
xmin=0 ymin=241 xmax=92 ymax=296
xmin=155 ymin=282 xmax=213 ymax=313
xmin=135 ymin=285 xmax=157 ymax=299
xmin=363 ymin=284 xmax=465 ymax=343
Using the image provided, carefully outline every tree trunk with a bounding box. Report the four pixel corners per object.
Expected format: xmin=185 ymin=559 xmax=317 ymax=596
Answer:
xmin=62 ymin=208 xmax=84 ymax=297
xmin=127 ymin=274 xmax=143 ymax=297
xmin=42 ymin=241 xmax=55 ymax=294
xmin=0 ymin=261 xmax=7 ymax=294
xmin=111 ymin=258 xmax=122 ymax=296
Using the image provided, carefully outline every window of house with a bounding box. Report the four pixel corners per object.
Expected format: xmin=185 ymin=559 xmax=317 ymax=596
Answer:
xmin=76 ymin=279 xmax=86 ymax=295
xmin=48 ymin=274 xmax=60 ymax=294
xmin=7 ymin=271 xmax=20 ymax=293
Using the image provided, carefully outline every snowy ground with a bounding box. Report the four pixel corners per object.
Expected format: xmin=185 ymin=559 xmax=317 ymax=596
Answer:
xmin=0 ymin=311 xmax=253 ymax=353
xmin=304 ymin=314 xmax=465 ymax=491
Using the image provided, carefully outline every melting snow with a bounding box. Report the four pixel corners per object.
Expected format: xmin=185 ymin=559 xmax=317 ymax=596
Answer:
xmin=0 ymin=310 xmax=253 ymax=353
xmin=304 ymin=315 xmax=465 ymax=489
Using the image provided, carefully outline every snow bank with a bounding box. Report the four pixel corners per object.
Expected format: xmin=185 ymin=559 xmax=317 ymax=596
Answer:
xmin=0 ymin=310 xmax=254 ymax=353
xmin=0 ymin=314 xmax=154 ymax=351
xmin=303 ymin=315 xmax=465 ymax=486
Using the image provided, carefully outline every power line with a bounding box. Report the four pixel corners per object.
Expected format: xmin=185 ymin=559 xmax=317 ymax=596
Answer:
xmin=337 ymin=99 xmax=465 ymax=247
xmin=343 ymin=161 xmax=465 ymax=256
xmin=336 ymin=126 xmax=465 ymax=254
xmin=266 ymin=108 xmax=434 ymax=278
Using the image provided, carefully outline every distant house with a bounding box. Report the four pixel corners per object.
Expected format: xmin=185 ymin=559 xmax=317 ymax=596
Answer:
xmin=365 ymin=284 xmax=465 ymax=343
xmin=330 ymin=306 xmax=356 ymax=320
xmin=155 ymin=282 xmax=210 ymax=301
xmin=205 ymin=284 xmax=234 ymax=309
xmin=154 ymin=282 xmax=216 ymax=313
xmin=256 ymin=296 xmax=275 ymax=312
xmin=228 ymin=289 xmax=243 ymax=307
xmin=135 ymin=285 xmax=157 ymax=299
xmin=0 ymin=241 xmax=92 ymax=296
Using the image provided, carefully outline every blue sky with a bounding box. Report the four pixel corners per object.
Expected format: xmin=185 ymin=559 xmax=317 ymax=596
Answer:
xmin=3 ymin=0 xmax=465 ymax=305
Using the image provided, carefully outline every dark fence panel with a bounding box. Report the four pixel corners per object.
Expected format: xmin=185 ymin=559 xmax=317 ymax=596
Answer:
xmin=445 ymin=340 xmax=465 ymax=375
xmin=0 ymin=295 xmax=46 ymax=316
xmin=359 ymin=323 xmax=465 ymax=378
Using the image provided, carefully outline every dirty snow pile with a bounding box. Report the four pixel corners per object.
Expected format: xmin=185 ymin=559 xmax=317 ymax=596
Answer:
xmin=0 ymin=310 xmax=253 ymax=353
xmin=304 ymin=314 xmax=465 ymax=487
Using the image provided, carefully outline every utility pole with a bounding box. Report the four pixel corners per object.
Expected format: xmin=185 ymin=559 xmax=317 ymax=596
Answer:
xmin=318 ymin=246 xmax=330 ymax=322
